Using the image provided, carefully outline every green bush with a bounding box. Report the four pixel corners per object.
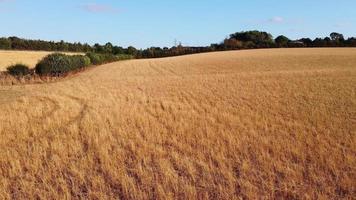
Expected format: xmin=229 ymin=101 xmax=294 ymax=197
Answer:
xmin=86 ymin=52 xmax=104 ymax=65
xmin=116 ymin=54 xmax=134 ymax=60
xmin=35 ymin=52 xmax=129 ymax=76
xmin=7 ymin=64 xmax=31 ymax=76
xmin=70 ymin=55 xmax=91 ymax=69
xmin=102 ymin=54 xmax=117 ymax=63
xmin=35 ymin=53 xmax=71 ymax=75
xmin=35 ymin=53 xmax=92 ymax=76
xmin=86 ymin=52 xmax=126 ymax=65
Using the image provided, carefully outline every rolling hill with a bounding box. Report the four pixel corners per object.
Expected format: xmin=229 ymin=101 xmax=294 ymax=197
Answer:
xmin=0 ymin=48 xmax=355 ymax=199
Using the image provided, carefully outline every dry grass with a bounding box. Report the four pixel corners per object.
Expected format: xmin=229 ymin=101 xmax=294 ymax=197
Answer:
xmin=0 ymin=48 xmax=355 ymax=199
xmin=0 ymin=50 xmax=82 ymax=71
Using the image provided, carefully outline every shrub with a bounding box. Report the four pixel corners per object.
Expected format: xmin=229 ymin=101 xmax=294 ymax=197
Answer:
xmin=86 ymin=52 xmax=103 ymax=65
xmin=35 ymin=52 xmax=128 ymax=76
xmin=86 ymin=52 xmax=124 ymax=65
xmin=35 ymin=53 xmax=92 ymax=76
xmin=82 ymin=56 xmax=92 ymax=66
xmin=70 ymin=55 xmax=91 ymax=69
xmin=7 ymin=64 xmax=31 ymax=76
xmin=35 ymin=53 xmax=72 ymax=75
xmin=117 ymin=54 xmax=134 ymax=60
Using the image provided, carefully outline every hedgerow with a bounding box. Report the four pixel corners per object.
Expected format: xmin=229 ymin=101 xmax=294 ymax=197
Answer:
xmin=70 ymin=55 xmax=91 ymax=69
xmin=86 ymin=52 xmax=117 ymax=65
xmin=6 ymin=51 xmax=132 ymax=78
xmin=35 ymin=53 xmax=92 ymax=76
xmin=117 ymin=54 xmax=134 ymax=60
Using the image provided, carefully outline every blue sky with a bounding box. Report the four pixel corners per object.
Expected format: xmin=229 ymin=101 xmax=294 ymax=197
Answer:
xmin=0 ymin=0 xmax=355 ymax=48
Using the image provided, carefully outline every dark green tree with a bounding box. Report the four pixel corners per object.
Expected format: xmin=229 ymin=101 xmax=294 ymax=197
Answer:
xmin=230 ymin=31 xmax=273 ymax=48
xmin=0 ymin=38 xmax=11 ymax=49
xmin=299 ymin=38 xmax=313 ymax=47
xmin=275 ymin=35 xmax=290 ymax=47
xmin=330 ymin=32 xmax=344 ymax=41
xmin=127 ymin=46 xmax=137 ymax=56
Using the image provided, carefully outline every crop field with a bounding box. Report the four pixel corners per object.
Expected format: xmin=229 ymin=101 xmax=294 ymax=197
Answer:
xmin=0 ymin=48 xmax=355 ymax=199
xmin=0 ymin=50 xmax=82 ymax=71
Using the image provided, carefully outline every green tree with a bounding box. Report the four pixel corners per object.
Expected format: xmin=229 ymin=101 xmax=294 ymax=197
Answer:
xmin=94 ymin=43 xmax=104 ymax=53
xmin=112 ymin=46 xmax=124 ymax=55
xmin=104 ymin=42 xmax=113 ymax=54
xmin=127 ymin=46 xmax=137 ymax=56
xmin=275 ymin=35 xmax=290 ymax=47
xmin=230 ymin=31 xmax=273 ymax=48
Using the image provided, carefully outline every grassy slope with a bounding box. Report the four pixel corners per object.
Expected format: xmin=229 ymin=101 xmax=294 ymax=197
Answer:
xmin=0 ymin=48 xmax=355 ymax=199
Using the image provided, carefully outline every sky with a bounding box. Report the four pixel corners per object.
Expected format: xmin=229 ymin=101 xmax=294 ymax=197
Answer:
xmin=0 ymin=0 xmax=355 ymax=48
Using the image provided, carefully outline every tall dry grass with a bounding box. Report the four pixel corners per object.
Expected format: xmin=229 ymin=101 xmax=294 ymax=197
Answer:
xmin=0 ymin=48 xmax=355 ymax=199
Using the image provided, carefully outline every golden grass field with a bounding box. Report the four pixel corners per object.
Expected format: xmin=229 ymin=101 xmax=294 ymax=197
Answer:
xmin=0 ymin=50 xmax=82 ymax=71
xmin=0 ymin=48 xmax=355 ymax=199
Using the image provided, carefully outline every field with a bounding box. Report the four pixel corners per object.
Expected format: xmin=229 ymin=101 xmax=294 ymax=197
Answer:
xmin=0 ymin=48 xmax=355 ymax=199
xmin=0 ymin=50 xmax=82 ymax=71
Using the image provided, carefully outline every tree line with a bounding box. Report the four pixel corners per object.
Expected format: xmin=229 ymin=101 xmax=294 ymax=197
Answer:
xmin=136 ymin=31 xmax=356 ymax=58
xmin=0 ymin=36 xmax=138 ymax=55
xmin=1 ymin=31 xmax=355 ymax=59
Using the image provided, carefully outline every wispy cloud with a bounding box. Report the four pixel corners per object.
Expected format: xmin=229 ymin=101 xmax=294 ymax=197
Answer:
xmin=80 ymin=3 xmax=118 ymax=13
xmin=268 ymin=16 xmax=284 ymax=23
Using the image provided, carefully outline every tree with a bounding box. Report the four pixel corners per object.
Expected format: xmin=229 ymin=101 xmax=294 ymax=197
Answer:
xmin=230 ymin=31 xmax=273 ymax=48
xmin=275 ymin=35 xmax=290 ymax=47
xmin=112 ymin=46 xmax=124 ymax=55
xmin=0 ymin=38 xmax=11 ymax=49
xmin=345 ymin=37 xmax=356 ymax=47
xmin=58 ymin=40 xmax=69 ymax=51
xmin=330 ymin=32 xmax=344 ymax=41
xmin=313 ymin=38 xmax=328 ymax=47
xmin=299 ymin=38 xmax=313 ymax=47
xmin=104 ymin=42 xmax=113 ymax=54
xmin=127 ymin=46 xmax=137 ymax=56
xmin=223 ymin=38 xmax=243 ymax=49
xmin=94 ymin=43 xmax=104 ymax=53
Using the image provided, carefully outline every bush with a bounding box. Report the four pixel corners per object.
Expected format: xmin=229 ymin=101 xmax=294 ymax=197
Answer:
xmin=35 ymin=53 xmax=71 ymax=75
xmin=35 ymin=52 xmax=128 ymax=76
xmin=86 ymin=52 xmax=123 ymax=65
xmin=85 ymin=52 xmax=103 ymax=65
xmin=7 ymin=64 xmax=31 ymax=76
xmin=35 ymin=53 xmax=92 ymax=76
xmin=117 ymin=54 xmax=134 ymax=60
xmin=70 ymin=55 xmax=91 ymax=69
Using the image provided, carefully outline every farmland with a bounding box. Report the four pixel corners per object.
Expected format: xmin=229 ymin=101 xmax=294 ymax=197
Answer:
xmin=0 ymin=48 xmax=355 ymax=199
xmin=0 ymin=50 xmax=82 ymax=71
